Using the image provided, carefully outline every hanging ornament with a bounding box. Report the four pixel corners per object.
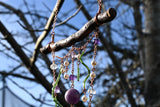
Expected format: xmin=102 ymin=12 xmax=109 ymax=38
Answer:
xmin=40 ymin=0 xmax=106 ymax=107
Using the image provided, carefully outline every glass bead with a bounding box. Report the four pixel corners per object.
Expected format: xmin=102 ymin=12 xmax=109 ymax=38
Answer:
xmin=64 ymin=60 xmax=69 ymax=66
xmin=76 ymin=54 xmax=81 ymax=60
xmin=64 ymin=73 xmax=69 ymax=79
xmin=90 ymin=72 xmax=96 ymax=78
xmin=54 ymin=86 xmax=60 ymax=93
xmin=91 ymin=60 xmax=97 ymax=66
xmin=69 ymin=75 xmax=76 ymax=80
xmin=71 ymin=52 xmax=75 ymax=58
xmin=60 ymin=68 xmax=65 ymax=74
xmin=88 ymin=89 xmax=96 ymax=94
xmin=93 ymin=39 xmax=100 ymax=45
xmin=81 ymin=95 xmax=88 ymax=102
xmin=50 ymin=63 xmax=58 ymax=70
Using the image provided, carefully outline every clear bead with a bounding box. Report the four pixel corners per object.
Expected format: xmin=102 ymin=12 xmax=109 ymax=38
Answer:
xmin=64 ymin=73 xmax=69 ymax=79
xmin=91 ymin=60 xmax=97 ymax=66
xmin=71 ymin=52 xmax=75 ymax=58
xmin=88 ymin=89 xmax=96 ymax=94
xmin=76 ymin=54 xmax=81 ymax=60
xmin=64 ymin=60 xmax=69 ymax=66
xmin=60 ymin=68 xmax=65 ymax=74
xmin=50 ymin=63 xmax=58 ymax=70
xmin=81 ymin=95 xmax=88 ymax=102
xmin=90 ymin=72 xmax=96 ymax=78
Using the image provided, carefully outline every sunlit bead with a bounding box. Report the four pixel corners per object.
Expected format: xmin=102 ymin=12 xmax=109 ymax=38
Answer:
xmin=88 ymin=89 xmax=96 ymax=95
xmin=90 ymin=72 xmax=96 ymax=78
xmin=71 ymin=52 xmax=75 ymax=58
xmin=50 ymin=63 xmax=58 ymax=70
xmin=54 ymin=86 xmax=60 ymax=93
xmin=81 ymin=95 xmax=88 ymax=102
xmin=91 ymin=60 xmax=97 ymax=66
xmin=60 ymin=68 xmax=65 ymax=74
xmin=64 ymin=60 xmax=69 ymax=66
xmin=64 ymin=73 xmax=69 ymax=79
xmin=76 ymin=54 xmax=81 ymax=60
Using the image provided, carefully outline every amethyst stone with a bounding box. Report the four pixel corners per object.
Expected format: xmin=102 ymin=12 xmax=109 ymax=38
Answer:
xmin=69 ymin=75 xmax=76 ymax=80
xmin=65 ymin=89 xmax=80 ymax=104
xmin=93 ymin=39 xmax=100 ymax=45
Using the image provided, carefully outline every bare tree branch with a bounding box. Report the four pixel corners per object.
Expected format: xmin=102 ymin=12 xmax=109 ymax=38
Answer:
xmin=0 ymin=71 xmax=37 ymax=82
xmin=40 ymin=8 xmax=117 ymax=52
xmin=56 ymin=5 xmax=82 ymax=27
xmin=74 ymin=0 xmax=92 ymax=20
xmin=0 ymin=1 xmax=37 ymax=42
xmin=120 ymin=0 xmax=139 ymax=6
xmin=99 ymin=34 xmax=137 ymax=107
xmin=0 ymin=21 xmax=74 ymax=107
xmin=8 ymin=77 xmax=53 ymax=106
xmin=30 ymin=0 xmax=64 ymax=65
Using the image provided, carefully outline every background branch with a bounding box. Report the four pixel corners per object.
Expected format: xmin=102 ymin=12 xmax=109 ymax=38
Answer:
xmin=30 ymin=0 xmax=64 ymax=65
xmin=0 ymin=21 xmax=73 ymax=107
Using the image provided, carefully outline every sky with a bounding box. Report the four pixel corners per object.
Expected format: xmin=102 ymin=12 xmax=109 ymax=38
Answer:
xmin=0 ymin=0 xmax=143 ymax=107
xmin=0 ymin=0 xmax=98 ymax=107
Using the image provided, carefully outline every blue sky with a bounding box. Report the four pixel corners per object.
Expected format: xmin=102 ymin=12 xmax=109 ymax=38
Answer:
xmin=0 ymin=0 xmax=145 ymax=107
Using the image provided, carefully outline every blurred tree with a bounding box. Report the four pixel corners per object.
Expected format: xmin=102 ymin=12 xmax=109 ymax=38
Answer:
xmin=0 ymin=0 xmax=159 ymax=107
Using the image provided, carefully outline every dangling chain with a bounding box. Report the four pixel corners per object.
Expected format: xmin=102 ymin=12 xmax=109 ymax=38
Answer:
xmin=88 ymin=0 xmax=102 ymax=106
xmin=50 ymin=0 xmax=102 ymax=107
xmin=51 ymin=6 xmax=59 ymax=102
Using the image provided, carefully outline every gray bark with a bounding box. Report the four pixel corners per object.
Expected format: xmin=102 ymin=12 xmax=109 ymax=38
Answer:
xmin=143 ymin=0 xmax=160 ymax=106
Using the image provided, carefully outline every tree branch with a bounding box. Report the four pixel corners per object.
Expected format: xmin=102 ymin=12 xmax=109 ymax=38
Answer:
xmin=30 ymin=0 xmax=64 ymax=65
xmin=74 ymin=1 xmax=137 ymax=106
xmin=56 ymin=5 xmax=82 ymax=27
xmin=40 ymin=8 xmax=117 ymax=53
xmin=0 ymin=21 xmax=73 ymax=107
xmin=0 ymin=71 xmax=37 ymax=82
xmin=99 ymin=34 xmax=137 ymax=107
xmin=74 ymin=0 xmax=92 ymax=20
xmin=0 ymin=1 xmax=37 ymax=42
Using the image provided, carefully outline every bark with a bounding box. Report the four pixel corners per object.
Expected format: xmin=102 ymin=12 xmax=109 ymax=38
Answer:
xmin=143 ymin=0 xmax=160 ymax=106
xmin=40 ymin=8 xmax=116 ymax=52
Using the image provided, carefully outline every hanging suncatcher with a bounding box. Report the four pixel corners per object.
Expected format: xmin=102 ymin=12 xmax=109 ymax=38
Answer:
xmin=40 ymin=0 xmax=116 ymax=107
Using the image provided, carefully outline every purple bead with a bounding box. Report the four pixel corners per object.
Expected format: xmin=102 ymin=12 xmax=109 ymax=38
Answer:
xmin=69 ymin=75 xmax=76 ymax=80
xmin=65 ymin=89 xmax=80 ymax=104
xmin=93 ymin=39 xmax=100 ymax=45
xmin=54 ymin=86 xmax=60 ymax=93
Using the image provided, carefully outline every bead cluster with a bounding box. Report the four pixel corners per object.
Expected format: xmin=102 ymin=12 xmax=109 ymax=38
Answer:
xmin=47 ymin=1 xmax=102 ymax=106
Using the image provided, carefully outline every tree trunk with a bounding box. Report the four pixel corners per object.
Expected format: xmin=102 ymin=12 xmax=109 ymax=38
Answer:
xmin=144 ymin=0 xmax=160 ymax=106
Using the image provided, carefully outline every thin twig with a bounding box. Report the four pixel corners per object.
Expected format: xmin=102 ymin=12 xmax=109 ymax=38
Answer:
xmin=0 ymin=72 xmax=37 ymax=82
xmin=17 ymin=21 xmax=48 ymax=32
xmin=8 ymin=77 xmax=53 ymax=106
xmin=56 ymin=5 xmax=82 ymax=27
